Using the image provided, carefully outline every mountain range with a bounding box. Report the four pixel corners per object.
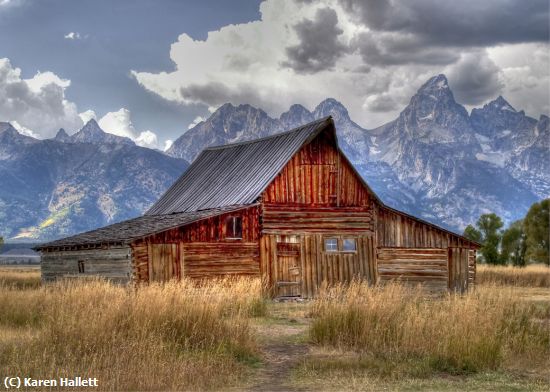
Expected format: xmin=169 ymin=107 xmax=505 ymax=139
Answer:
xmin=0 ymin=120 xmax=187 ymax=240
xmin=0 ymin=74 xmax=547 ymax=241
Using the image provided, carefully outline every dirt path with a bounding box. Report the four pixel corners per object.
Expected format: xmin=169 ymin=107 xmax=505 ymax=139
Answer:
xmin=248 ymin=340 xmax=309 ymax=391
xmin=246 ymin=303 xmax=312 ymax=392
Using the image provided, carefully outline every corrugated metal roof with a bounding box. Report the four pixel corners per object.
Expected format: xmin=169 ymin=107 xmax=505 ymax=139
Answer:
xmin=146 ymin=116 xmax=334 ymax=215
xmin=36 ymin=205 xmax=252 ymax=250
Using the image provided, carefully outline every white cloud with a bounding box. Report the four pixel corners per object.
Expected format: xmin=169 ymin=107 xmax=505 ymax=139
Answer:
xmin=488 ymin=43 xmax=550 ymax=117
xmin=163 ymin=139 xmax=173 ymax=151
xmin=187 ymin=115 xmax=205 ymax=129
xmin=10 ymin=120 xmax=40 ymax=139
xmin=64 ymin=32 xmax=81 ymax=40
xmin=131 ymin=0 xmax=550 ymax=128
xmin=78 ymin=109 xmax=96 ymax=124
xmin=97 ymin=108 xmax=162 ymax=149
xmin=0 ymin=58 xmax=83 ymax=138
xmin=135 ymin=130 xmax=158 ymax=148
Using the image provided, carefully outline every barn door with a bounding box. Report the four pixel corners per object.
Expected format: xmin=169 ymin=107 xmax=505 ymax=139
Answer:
xmin=149 ymin=243 xmax=181 ymax=282
xmin=275 ymin=236 xmax=302 ymax=297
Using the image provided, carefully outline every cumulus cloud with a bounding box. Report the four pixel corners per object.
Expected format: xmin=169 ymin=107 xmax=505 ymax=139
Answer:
xmin=10 ymin=120 xmax=40 ymax=138
xmin=97 ymin=108 xmax=162 ymax=149
xmin=282 ymin=7 xmax=349 ymax=73
xmin=340 ymin=0 xmax=549 ymax=47
xmin=64 ymin=32 xmax=81 ymax=40
xmin=163 ymin=139 xmax=173 ymax=151
xmin=78 ymin=109 xmax=96 ymax=124
xmin=446 ymin=51 xmax=504 ymax=106
xmin=131 ymin=0 xmax=549 ymax=127
xmin=0 ymin=58 xmax=82 ymax=138
xmin=187 ymin=115 xmax=205 ymax=130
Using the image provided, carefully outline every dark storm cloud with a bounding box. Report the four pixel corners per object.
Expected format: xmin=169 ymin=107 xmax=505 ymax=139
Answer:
xmin=282 ymin=7 xmax=348 ymax=73
xmin=354 ymin=32 xmax=460 ymax=66
xmin=180 ymin=82 xmax=265 ymax=108
xmin=447 ymin=52 xmax=504 ymax=105
xmin=340 ymin=0 xmax=549 ymax=47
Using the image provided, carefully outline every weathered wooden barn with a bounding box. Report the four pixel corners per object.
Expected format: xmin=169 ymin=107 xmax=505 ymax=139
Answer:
xmin=38 ymin=117 xmax=479 ymax=296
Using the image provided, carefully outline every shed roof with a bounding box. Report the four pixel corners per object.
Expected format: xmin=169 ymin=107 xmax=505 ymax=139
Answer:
xmin=146 ymin=117 xmax=333 ymax=215
xmin=36 ymin=205 xmax=252 ymax=250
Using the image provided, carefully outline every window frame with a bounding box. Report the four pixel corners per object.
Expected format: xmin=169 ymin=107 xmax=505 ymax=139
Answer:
xmin=324 ymin=238 xmax=339 ymax=252
xmin=225 ymin=216 xmax=243 ymax=240
xmin=342 ymin=238 xmax=357 ymax=253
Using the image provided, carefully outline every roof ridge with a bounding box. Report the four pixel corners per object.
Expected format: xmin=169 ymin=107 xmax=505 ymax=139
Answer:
xmin=204 ymin=116 xmax=332 ymax=151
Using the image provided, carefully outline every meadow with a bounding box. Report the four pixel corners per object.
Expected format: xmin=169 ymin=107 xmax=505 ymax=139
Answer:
xmin=0 ymin=264 xmax=548 ymax=391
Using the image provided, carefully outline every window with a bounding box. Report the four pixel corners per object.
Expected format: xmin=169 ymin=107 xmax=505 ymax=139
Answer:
xmin=343 ymin=238 xmax=357 ymax=252
xmin=324 ymin=238 xmax=338 ymax=252
xmin=78 ymin=260 xmax=85 ymax=274
xmin=226 ymin=216 xmax=243 ymax=239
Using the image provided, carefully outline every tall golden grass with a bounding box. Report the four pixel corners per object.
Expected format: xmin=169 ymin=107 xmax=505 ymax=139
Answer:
xmin=310 ymin=282 xmax=550 ymax=374
xmin=0 ymin=278 xmax=266 ymax=391
xmin=477 ymin=264 xmax=550 ymax=287
xmin=0 ymin=266 xmax=40 ymax=289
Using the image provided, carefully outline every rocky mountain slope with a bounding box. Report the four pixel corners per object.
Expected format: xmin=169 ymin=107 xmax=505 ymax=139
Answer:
xmin=167 ymin=74 xmax=546 ymax=230
xmin=0 ymin=121 xmax=188 ymax=241
xmin=1 ymin=74 xmax=546 ymax=240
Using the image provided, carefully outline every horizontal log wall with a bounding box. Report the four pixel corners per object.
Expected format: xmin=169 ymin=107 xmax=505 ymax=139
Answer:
xmin=131 ymin=206 xmax=261 ymax=283
xmin=377 ymin=207 xmax=474 ymax=249
xmin=262 ymin=205 xmax=374 ymax=233
xmin=41 ymin=246 xmax=132 ymax=284
xmin=377 ymin=247 xmax=448 ymax=292
xmin=183 ymin=242 xmax=259 ymax=279
xmin=262 ymin=130 xmax=371 ymax=207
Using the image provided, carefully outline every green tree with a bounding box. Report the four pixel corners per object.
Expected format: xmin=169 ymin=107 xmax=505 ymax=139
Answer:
xmin=524 ymin=199 xmax=549 ymax=265
xmin=501 ymin=220 xmax=527 ymax=266
xmin=466 ymin=213 xmax=504 ymax=264
xmin=463 ymin=224 xmax=482 ymax=243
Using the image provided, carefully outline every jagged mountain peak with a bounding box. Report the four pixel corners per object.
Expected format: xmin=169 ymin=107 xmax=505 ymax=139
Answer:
xmin=313 ymin=98 xmax=350 ymax=119
xmin=387 ymin=74 xmax=471 ymax=143
xmin=413 ymin=74 xmax=456 ymax=104
xmin=420 ymin=74 xmax=449 ymax=90
xmin=470 ymin=95 xmax=537 ymax=138
xmin=54 ymin=128 xmax=71 ymax=142
xmin=70 ymin=119 xmax=134 ymax=146
xmin=279 ymin=104 xmax=314 ymax=129
xmin=0 ymin=121 xmax=17 ymax=134
xmin=489 ymin=96 xmax=516 ymax=112
xmin=0 ymin=122 xmax=38 ymax=145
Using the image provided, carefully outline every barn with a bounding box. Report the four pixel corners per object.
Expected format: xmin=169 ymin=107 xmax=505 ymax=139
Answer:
xmin=37 ymin=117 xmax=479 ymax=296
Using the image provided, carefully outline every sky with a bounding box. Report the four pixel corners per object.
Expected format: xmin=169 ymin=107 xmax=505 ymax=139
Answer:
xmin=0 ymin=0 xmax=548 ymax=149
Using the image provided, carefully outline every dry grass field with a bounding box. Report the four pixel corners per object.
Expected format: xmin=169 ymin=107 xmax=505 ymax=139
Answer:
xmin=0 ymin=264 xmax=549 ymax=391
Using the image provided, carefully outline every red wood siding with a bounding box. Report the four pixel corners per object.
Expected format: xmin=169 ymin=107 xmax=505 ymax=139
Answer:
xmin=131 ymin=206 xmax=261 ymax=282
xmin=262 ymin=130 xmax=371 ymax=207
xmin=262 ymin=205 xmax=374 ymax=233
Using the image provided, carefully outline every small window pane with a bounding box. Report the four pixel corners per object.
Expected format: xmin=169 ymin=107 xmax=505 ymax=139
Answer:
xmin=343 ymin=238 xmax=357 ymax=252
xmin=324 ymin=238 xmax=338 ymax=252
xmin=226 ymin=216 xmax=242 ymax=239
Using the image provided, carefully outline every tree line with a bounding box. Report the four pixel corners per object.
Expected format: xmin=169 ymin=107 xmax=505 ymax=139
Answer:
xmin=463 ymin=199 xmax=549 ymax=266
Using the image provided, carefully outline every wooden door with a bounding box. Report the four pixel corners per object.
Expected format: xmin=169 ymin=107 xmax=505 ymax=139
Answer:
xmin=275 ymin=238 xmax=302 ymax=297
xmin=149 ymin=243 xmax=181 ymax=282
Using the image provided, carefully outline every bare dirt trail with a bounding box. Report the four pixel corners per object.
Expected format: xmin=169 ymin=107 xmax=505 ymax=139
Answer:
xmin=246 ymin=303 xmax=312 ymax=392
